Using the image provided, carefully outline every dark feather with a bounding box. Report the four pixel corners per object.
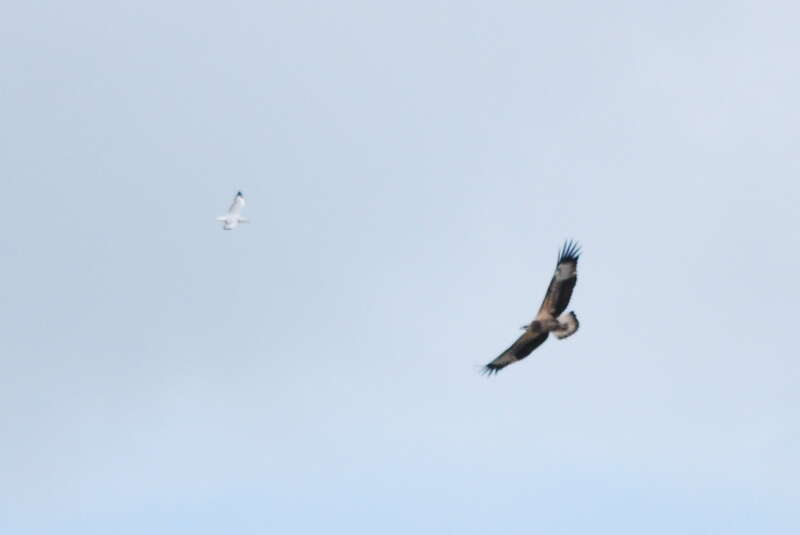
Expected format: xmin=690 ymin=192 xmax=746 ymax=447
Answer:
xmin=557 ymin=239 xmax=581 ymax=265
xmin=483 ymin=329 xmax=549 ymax=375
xmin=537 ymin=240 xmax=580 ymax=319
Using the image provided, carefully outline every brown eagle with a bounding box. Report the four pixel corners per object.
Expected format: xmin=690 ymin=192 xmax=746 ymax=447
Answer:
xmin=483 ymin=240 xmax=581 ymax=375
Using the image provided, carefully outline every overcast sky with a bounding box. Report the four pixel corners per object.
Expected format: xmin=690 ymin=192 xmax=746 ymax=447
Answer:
xmin=2 ymin=1 xmax=799 ymax=533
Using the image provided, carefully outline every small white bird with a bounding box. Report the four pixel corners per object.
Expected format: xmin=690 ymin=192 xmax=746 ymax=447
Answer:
xmin=216 ymin=191 xmax=249 ymax=230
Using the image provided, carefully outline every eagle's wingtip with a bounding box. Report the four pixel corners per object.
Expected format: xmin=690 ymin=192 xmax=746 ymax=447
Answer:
xmin=481 ymin=365 xmax=500 ymax=377
xmin=559 ymin=239 xmax=581 ymax=262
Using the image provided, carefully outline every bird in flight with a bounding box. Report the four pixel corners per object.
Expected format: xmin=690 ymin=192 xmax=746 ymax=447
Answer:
xmin=216 ymin=191 xmax=249 ymax=230
xmin=483 ymin=240 xmax=581 ymax=375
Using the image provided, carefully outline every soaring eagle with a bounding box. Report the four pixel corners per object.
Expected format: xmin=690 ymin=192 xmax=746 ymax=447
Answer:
xmin=483 ymin=240 xmax=581 ymax=375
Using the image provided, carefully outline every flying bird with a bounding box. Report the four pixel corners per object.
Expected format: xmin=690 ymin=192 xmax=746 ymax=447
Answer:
xmin=216 ymin=191 xmax=249 ymax=230
xmin=483 ymin=240 xmax=581 ymax=375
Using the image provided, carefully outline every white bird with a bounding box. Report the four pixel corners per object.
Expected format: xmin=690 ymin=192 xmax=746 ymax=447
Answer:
xmin=216 ymin=191 xmax=249 ymax=230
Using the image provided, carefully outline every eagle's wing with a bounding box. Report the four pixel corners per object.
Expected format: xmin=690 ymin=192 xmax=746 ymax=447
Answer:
xmin=228 ymin=192 xmax=245 ymax=215
xmin=553 ymin=311 xmax=579 ymax=340
xmin=535 ymin=240 xmax=580 ymax=321
xmin=483 ymin=328 xmax=549 ymax=375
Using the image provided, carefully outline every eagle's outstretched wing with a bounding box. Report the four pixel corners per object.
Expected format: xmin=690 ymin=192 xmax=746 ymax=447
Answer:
xmin=483 ymin=328 xmax=549 ymax=375
xmin=535 ymin=240 xmax=580 ymax=321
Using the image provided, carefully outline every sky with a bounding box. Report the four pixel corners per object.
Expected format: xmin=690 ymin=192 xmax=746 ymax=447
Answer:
xmin=2 ymin=1 xmax=799 ymax=533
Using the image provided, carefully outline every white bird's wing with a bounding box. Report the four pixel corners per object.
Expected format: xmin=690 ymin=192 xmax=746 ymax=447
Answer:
xmin=228 ymin=192 xmax=245 ymax=215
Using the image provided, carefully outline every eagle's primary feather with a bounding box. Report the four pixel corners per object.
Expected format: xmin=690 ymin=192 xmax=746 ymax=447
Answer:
xmin=483 ymin=240 xmax=581 ymax=375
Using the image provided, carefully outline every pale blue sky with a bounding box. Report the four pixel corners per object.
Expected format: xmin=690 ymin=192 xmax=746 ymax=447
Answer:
xmin=2 ymin=1 xmax=799 ymax=533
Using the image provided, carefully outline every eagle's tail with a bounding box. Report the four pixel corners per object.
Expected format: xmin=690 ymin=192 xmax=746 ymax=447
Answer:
xmin=553 ymin=311 xmax=579 ymax=339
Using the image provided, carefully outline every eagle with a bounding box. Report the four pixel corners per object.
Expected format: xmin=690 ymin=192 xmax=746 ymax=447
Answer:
xmin=483 ymin=240 xmax=581 ymax=375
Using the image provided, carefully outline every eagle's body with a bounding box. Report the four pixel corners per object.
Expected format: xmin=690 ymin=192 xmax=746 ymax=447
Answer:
xmin=483 ymin=241 xmax=581 ymax=374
